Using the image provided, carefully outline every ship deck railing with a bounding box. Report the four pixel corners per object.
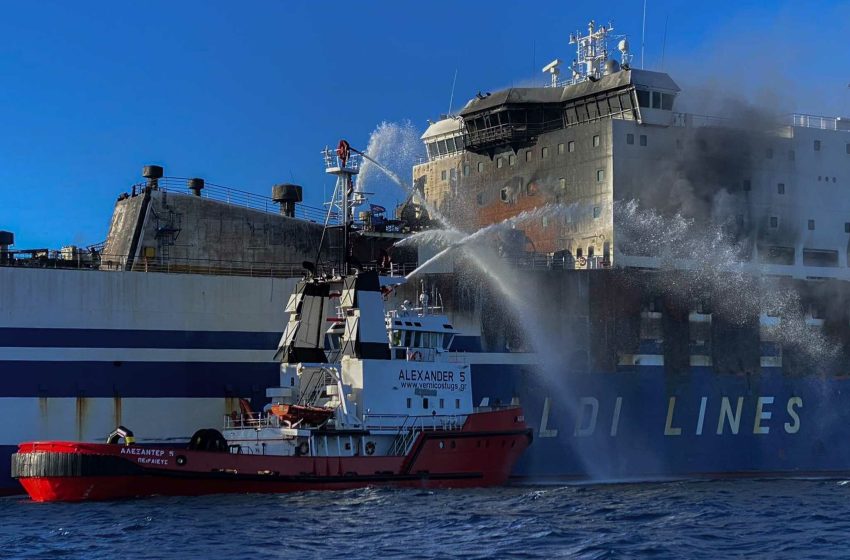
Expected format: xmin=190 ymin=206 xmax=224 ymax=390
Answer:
xmin=224 ymin=412 xmax=289 ymax=430
xmin=132 ymin=177 xmax=334 ymax=223
xmin=789 ymin=113 xmax=850 ymax=132
xmin=364 ymin=413 xmax=465 ymax=432
xmin=0 ymin=252 xmax=423 ymax=279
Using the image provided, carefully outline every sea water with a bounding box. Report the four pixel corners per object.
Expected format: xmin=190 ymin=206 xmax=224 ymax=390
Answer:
xmin=1 ymin=479 xmax=848 ymax=559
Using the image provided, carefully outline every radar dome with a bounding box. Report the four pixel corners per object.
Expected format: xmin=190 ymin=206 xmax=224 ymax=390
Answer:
xmin=618 ymin=38 xmax=630 ymax=53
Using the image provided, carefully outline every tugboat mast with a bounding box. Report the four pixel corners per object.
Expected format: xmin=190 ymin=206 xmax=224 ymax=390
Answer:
xmin=322 ymin=140 xmax=362 ymax=274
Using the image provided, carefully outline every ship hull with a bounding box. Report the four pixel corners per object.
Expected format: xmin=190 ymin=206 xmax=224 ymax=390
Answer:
xmin=474 ymin=364 xmax=850 ymax=482
xmin=13 ymin=409 xmax=532 ymax=502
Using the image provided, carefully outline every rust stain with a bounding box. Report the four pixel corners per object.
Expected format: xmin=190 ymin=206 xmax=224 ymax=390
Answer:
xmin=225 ymin=397 xmax=237 ymax=415
xmin=113 ymin=396 xmax=123 ymax=428
xmin=76 ymin=397 xmax=88 ymax=441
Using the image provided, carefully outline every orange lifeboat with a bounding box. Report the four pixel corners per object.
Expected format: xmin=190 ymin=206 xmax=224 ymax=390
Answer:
xmin=269 ymin=404 xmax=334 ymax=425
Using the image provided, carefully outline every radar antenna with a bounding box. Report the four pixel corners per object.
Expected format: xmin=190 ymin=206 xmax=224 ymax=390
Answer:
xmin=566 ymin=20 xmax=614 ymax=85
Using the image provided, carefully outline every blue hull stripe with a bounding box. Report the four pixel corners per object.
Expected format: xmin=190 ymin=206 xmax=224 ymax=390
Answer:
xmin=0 ymin=327 xmax=280 ymax=350
xmin=0 ymin=361 xmax=279 ymax=398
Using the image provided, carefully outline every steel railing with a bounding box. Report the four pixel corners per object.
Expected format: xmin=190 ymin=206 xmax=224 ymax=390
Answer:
xmin=130 ymin=177 xmax=336 ymax=223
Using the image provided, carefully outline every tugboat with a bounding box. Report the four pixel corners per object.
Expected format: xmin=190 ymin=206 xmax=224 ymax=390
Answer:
xmin=11 ymin=143 xmax=532 ymax=502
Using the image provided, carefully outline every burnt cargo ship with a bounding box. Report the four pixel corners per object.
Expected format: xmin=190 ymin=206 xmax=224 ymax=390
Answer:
xmin=2 ymin=19 xmax=850 ymax=492
xmin=407 ymin=21 xmax=850 ymax=480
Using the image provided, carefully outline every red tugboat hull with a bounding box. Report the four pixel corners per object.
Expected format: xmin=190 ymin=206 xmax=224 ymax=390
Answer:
xmin=13 ymin=409 xmax=531 ymax=502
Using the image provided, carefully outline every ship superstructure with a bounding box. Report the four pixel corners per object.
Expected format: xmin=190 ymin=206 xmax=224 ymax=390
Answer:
xmin=416 ymin=22 xmax=850 ymax=275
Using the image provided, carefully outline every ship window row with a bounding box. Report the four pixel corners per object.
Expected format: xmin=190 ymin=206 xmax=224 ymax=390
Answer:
xmin=817 ymin=176 xmax=838 ymax=183
xmin=392 ymin=330 xmax=452 ymax=350
xmin=626 ymin=133 xmax=648 ymax=146
xmin=439 ymin=169 xmax=457 ymax=181
xmin=473 ymin=137 xmax=596 ymax=176
xmin=426 ymin=135 xmax=466 ymax=159
xmin=635 ymin=89 xmax=674 ymax=110
xmin=405 ymin=397 xmax=461 ymax=410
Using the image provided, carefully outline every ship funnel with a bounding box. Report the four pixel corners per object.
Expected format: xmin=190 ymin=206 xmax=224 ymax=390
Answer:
xmin=142 ymin=165 xmax=164 ymax=190
xmin=272 ymin=183 xmax=303 ymax=218
xmin=188 ymin=178 xmax=205 ymax=197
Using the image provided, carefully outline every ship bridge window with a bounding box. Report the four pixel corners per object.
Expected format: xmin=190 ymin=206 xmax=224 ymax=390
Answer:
xmin=477 ymin=162 xmax=484 ymax=173
xmin=558 ymin=143 xmax=565 ymax=154
xmin=454 ymin=135 xmax=465 ymax=150
xmin=661 ymin=93 xmax=674 ymax=110
xmin=803 ymin=249 xmax=838 ymax=267
xmin=652 ymin=91 xmax=662 ymax=109
xmin=441 ymin=170 xmax=447 ymax=180
xmin=593 ymin=135 xmax=600 ymax=147
xmin=759 ymin=246 xmax=795 ymax=265
xmin=846 ymin=143 xmax=850 ymax=154
xmin=463 ymin=164 xmax=470 ymax=176
xmin=636 ymin=89 xmax=650 ymax=108
xmin=814 ymin=140 xmax=821 ymax=151
xmin=427 ymin=143 xmax=438 ymax=159
xmin=509 ymin=154 xmax=516 ymax=166
xmin=568 ymin=141 xmax=575 ymax=153
xmin=626 ymin=133 xmax=634 ymax=145
xmin=443 ymin=334 xmax=454 ymax=350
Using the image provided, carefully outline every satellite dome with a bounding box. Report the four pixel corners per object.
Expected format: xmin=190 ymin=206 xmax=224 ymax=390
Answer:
xmin=618 ymin=38 xmax=630 ymax=53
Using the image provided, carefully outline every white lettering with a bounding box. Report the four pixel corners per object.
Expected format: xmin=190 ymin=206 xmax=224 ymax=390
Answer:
xmin=574 ymin=397 xmax=598 ymax=437
xmin=784 ymin=397 xmax=802 ymax=434
xmin=753 ymin=396 xmax=774 ymax=435
xmin=539 ymin=397 xmax=558 ymax=438
xmin=696 ymin=396 xmax=707 ymax=436
xmin=610 ymin=397 xmax=623 ymax=437
xmin=717 ymin=397 xmax=744 ymax=435
xmin=664 ymin=397 xmax=682 ymax=436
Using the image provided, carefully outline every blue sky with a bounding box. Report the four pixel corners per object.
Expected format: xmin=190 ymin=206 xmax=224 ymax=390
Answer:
xmin=1 ymin=0 xmax=848 ymax=248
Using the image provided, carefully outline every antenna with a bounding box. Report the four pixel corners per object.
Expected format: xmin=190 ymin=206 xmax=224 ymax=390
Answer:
xmin=541 ymin=59 xmax=562 ymax=87
xmin=641 ymin=0 xmax=647 ymax=69
xmin=660 ymin=14 xmax=668 ymax=70
xmin=448 ymin=68 xmax=458 ymax=115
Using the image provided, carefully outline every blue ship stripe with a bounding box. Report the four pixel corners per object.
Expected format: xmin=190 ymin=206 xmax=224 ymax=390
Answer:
xmin=0 ymin=327 xmax=280 ymax=350
xmin=0 ymin=360 xmax=279 ymax=398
